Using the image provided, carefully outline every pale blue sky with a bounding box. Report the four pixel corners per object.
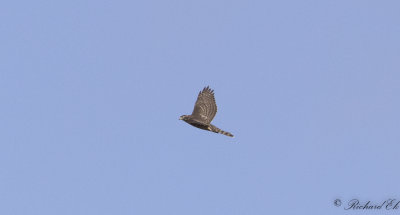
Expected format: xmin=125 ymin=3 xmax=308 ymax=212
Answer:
xmin=1 ymin=0 xmax=400 ymax=214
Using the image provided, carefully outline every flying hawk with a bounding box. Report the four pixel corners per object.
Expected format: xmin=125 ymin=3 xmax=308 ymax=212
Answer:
xmin=179 ymin=86 xmax=234 ymax=137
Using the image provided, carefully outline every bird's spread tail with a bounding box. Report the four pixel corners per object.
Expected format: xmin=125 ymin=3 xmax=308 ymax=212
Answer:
xmin=209 ymin=124 xmax=234 ymax=137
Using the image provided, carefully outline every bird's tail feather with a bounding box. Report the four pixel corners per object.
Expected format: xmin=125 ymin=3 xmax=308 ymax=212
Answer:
xmin=209 ymin=124 xmax=234 ymax=137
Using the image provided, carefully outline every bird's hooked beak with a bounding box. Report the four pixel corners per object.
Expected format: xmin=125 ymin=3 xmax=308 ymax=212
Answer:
xmin=179 ymin=116 xmax=183 ymax=120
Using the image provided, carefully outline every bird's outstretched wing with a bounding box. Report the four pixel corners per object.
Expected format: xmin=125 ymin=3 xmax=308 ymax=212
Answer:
xmin=191 ymin=86 xmax=217 ymax=124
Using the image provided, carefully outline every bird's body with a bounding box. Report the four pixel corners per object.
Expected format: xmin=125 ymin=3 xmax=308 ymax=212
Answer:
xmin=180 ymin=86 xmax=234 ymax=137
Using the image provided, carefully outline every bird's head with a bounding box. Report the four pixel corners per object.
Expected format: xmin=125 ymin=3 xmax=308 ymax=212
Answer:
xmin=179 ymin=115 xmax=187 ymax=120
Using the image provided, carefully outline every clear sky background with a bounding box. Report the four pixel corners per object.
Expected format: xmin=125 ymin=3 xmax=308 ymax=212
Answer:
xmin=1 ymin=0 xmax=399 ymax=214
